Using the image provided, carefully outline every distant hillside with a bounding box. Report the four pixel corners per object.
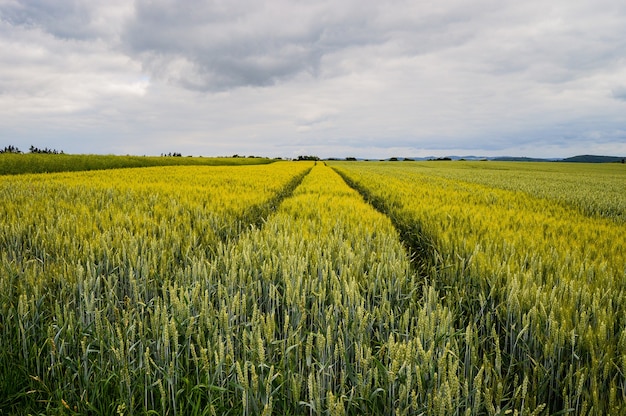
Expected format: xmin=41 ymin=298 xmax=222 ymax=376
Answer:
xmin=561 ymin=155 xmax=625 ymax=163
xmin=410 ymin=155 xmax=625 ymax=163
xmin=492 ymin=156 xmax=556 ymax=162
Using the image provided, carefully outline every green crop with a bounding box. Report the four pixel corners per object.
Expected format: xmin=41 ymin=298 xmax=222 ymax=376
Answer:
xmin=333 ymin=161 xmax=625 ymax=415
xmin=0 ymin=153 xmax=275 ymax=175
xmin=1 ymin=160 xmax=623 ymax=415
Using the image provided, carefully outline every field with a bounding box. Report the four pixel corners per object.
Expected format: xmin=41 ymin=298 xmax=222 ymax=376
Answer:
xmin=0 ymin=159 xmax=624 ymax=415
xmin=0 ymin=153 xmax=274 ymax=176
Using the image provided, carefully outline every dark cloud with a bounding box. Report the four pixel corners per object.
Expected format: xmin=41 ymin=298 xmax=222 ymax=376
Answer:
xmin=121 ymin=0 xmax=493 ymax=91
xmin=121 ymin=0 xmax=376 ymax=90
xmin=120 ymin=0 xmax=626 ymax=94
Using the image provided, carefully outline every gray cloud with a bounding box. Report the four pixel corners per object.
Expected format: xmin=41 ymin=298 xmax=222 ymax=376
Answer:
xmin=120 ymin=0 xmax=626 ymax=92
xmin=613 ymin=86 xmax=626 ymax=102
xmin=0 ymin=0 xmax=131 ymax=40
xmin=1 ymin=0 xmax=626 ymax=158
xmin=1 ymin=0 xmax=91 ymax=38
xmin=121 ymin=0 xmax=502 ymax=91
xmin=121 ymin=0 xmax=377 ymax=90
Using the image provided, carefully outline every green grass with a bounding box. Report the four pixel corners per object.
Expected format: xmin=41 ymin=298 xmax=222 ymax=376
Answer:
xmin=0 ymin=153 xmax=275 ymax=175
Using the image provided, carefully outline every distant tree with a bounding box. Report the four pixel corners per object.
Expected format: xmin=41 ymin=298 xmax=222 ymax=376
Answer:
xmin=345 ymin=157 xmax=357 ymax=161
xmin=0 ymin=145 xmax=22 ymax=153
xmin=296 ymin=155 xmax=320 ymax=161
xmin=28 ymin=145 xmax=63 ymax=154
xmin=389 ymin=157 xmax=399 ymax=161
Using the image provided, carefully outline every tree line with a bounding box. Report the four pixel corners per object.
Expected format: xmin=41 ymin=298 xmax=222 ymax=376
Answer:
xmin=0 ymin=145 xmax=64 ymax=154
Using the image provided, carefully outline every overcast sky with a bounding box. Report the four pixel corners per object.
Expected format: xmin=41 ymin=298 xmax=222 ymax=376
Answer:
xmin=1 ymin=0 xmax=625 ymax=158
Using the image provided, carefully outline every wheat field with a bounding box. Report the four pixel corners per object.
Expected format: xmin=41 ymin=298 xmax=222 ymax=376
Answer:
xmin=1 ymin=160 xmax=624 ymax=415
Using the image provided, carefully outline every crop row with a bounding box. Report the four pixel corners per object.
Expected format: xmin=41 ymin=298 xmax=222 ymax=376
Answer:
xmin=389 ymin=161 xmax=626 ymax=223
xmin=333 ymin=162 xmax=626 ymax=415
xmin=0 ymin=163 xmax=310 ymax=414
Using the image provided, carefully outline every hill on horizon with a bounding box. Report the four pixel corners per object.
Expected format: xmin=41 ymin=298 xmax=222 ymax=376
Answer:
xmin=560 ymin=155 xmax=625 ymax=163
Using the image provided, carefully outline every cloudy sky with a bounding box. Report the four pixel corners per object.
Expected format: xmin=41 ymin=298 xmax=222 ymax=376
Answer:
xmin=1 ymin=0 xmax=625 ymax=158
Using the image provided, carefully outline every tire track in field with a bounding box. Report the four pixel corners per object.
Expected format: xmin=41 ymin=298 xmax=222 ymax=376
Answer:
xmin=332 ymin=167 xmax=437 ymax=277
xmin=235 ymin=165 xmax=313 ymax=236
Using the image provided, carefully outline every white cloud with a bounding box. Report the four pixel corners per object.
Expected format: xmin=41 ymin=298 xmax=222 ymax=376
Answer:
xmin=1 ymin=0 xmax=625 ymax=158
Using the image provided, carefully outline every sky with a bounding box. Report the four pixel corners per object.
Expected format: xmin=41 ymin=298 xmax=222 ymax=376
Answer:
xmin=1 ymin=0 xmax=626 ymax=159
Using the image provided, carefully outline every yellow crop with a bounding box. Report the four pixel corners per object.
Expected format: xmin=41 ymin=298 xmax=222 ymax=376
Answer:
xmin=333 ymin=161 xmax=626 ymax=415
xmin=1 ymin=160 xmax=623 ymax=415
